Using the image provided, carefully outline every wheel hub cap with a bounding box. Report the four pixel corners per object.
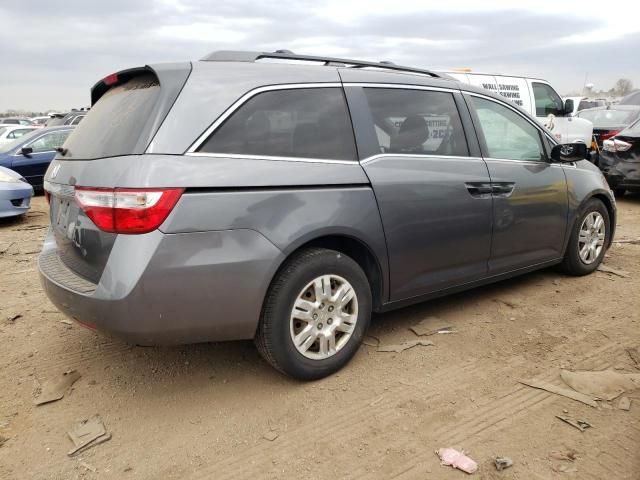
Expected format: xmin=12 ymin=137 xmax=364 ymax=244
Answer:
xmin=578 ymin=211 xmax=605 ymax=265
xmin=290 ymin=274 xmax=358 ymax=360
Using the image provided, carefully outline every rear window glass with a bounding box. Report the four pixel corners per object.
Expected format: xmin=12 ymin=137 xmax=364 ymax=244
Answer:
xmin=62 ymin=74 xmax=160 ymax=159
xmin=198 ymin=88 xmax=357 ymax=161
xmin=577 ymin=108 xmax=640 ymax=128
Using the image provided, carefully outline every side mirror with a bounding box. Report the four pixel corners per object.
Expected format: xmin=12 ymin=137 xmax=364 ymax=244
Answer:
xmin=563 ymin=99 xmax=574 ymax=116
xmin=20 ymin=146 xmax=33 ymax=156
xmin=551 ymin=143 xmax=588 ymax=163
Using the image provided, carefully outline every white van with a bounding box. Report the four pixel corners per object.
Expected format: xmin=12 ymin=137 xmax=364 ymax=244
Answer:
xmin=444 ymin=70 xmax=593 ymax=146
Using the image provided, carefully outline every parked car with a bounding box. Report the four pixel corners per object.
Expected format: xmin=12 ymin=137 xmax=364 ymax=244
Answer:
xmin=44 ymin=113 xmax=68 ymax=127
xmin=0 ymin=125 xmax=38 ymax=146
xmin=576 ymin=105 xmax=640 ymax=149
xmin=620 ymin=90 xmax=640 ymax=105
xmin=45 ymin=111 xmax=87 ymax=127
xmin=0 ymin=126 xmax=74 ymax=188
xmin=600 ymin=118 xmax=640 ymax=196
xmin=563 ymin=97 xmax=607 ymax=116
xmin=0 ymin=117 xmax=33 ymax=126
xmin=0 ymin=166 xmax=33 ymax=218
xmin=39 ymin=51 xmax=615 ymax=380
xmin=444 ymin=70 xmax=593 ymax=146
xmin=30 ymin=116 xmax=51 ymax=127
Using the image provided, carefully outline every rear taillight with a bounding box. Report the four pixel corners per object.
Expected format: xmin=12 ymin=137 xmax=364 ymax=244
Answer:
xmin=603 ymin=138 xmax=633 ymax=152
xmin=75 ymin=187 xmax=184 ymax=234
xmin=600 ymin=130 xmax=620 ymax=142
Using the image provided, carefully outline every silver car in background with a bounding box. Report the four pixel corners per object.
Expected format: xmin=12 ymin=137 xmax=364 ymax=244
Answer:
xmin=0 ymin=166 xmax=33 ymax=218
xmin=40 ymin=51 xmax=616 ymax=379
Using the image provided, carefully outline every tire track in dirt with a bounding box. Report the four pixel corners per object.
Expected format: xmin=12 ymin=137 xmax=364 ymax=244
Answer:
xmin=187 ymin=342 xmax=620 ymax=480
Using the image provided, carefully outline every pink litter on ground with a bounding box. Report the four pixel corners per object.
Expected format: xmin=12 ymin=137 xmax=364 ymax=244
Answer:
xmin=437 ymin=447 xmax=478 ymax=474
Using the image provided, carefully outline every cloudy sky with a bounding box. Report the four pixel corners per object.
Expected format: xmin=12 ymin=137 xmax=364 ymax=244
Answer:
xmin=1 ymin=0 xmax=638 ymax=111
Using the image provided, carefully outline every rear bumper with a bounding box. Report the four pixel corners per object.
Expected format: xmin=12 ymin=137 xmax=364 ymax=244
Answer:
xmin=600 ymin=152 xmax=640 ymax=191
xmin=39 ymin=228 xmax=284 ymax=345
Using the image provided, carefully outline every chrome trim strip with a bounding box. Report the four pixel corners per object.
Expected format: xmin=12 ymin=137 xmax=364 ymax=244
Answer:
xmin=342 ymin=83 xmax=458 ymax=93
xmin=360 ymin=153 xmax=482 ymax=165
xmin=186 ymin=82 xmax=342 ymax=153
xmin=185 ymin=152 xmax=356 ymax=165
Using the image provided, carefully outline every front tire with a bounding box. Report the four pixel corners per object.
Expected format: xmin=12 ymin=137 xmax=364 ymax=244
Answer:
xmin=558 ymin=198 xmax=610 ymax=276
xmin=255 ymin=248 xmax=372 ymax=380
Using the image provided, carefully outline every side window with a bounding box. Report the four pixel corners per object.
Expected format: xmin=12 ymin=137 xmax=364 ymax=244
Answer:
xmin=471 ymin=97 xmax=545 ymax=162
xmin=71 ymin=116 xmax=84 ymax=125
xmin=27 ymin=131 xmax=70 ymax=153
xmin=199 ymin=88 xmax=357 ymax=161
xmin=532 ymin=82 xmax=564 ymax=117
xmin=362 ymin=88 xmax=469 ymax=157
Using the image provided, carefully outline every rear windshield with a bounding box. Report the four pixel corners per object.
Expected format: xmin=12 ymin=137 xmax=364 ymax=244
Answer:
xmin=62 ymin=74 xmax=160 ymax=159
xmin=577 ymin=108 xmax=640 ymax=128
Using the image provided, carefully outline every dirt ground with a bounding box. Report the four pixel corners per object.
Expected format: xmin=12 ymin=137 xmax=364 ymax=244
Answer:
xmin=1 ymin=194 xmax=639 ymax=480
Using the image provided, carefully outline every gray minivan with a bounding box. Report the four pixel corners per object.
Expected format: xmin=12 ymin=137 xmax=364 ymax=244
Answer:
xmin=40 ymin=51 xmax=616 ymax=379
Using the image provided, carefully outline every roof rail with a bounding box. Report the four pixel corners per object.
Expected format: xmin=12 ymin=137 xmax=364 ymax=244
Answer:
xmin=201 ymin=50 xmax=442 ymax=78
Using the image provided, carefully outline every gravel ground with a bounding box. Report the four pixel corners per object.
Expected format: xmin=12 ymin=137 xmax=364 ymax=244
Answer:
xmin=1 ymin=194 xmax=639 ymax=479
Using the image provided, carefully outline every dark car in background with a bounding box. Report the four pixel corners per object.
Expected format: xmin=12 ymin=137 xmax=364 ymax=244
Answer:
xmin=600 ymin=119 xmax=640 ymax=196
xmin=0 ymin=126 xmax=74 ymax=188
xmin=38 ymin=51 xmax=615 ymax=380
xmin=577 ymin=105 xmax=640 ymax=149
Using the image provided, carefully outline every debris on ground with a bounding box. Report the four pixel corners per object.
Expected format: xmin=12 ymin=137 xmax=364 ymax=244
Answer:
xmin=494 ymin=456 xmax=513 ymax=471
xmin=377 ymin=339 xmax=434 ymax=353
xmin=35 ymin=370 xmax=81 ymax=406
xmin=493 ymin=298 xmax=520 ymax=309
xmin=560 ymin=370 xmax=640 ymax=401
xmin=549 ymin=449 xmax=577 ymax=462
xmin=555 ymin=415 xmax=592 ymax=432
xmin=409 ymin=318 xmax=457 ymax=337
xmin=437 ymin=448 xmax=478 ymax=474
xmin=67 ymin=415 xmax=111 ymax=456
xmin=597 ymin=264 xmax=630 ymax=278
xmin=618 ymin=396 xmax=631 ymax=411
xmin=519 ymin=379 xmax=598 ymax=407
xmin=627 ymin=347 xmax=640 ymax=369
xmin=60 ymin=320 xmax=73 ymax=326
xmin=263 ymin=431 xmax=279 ymax=442
xmin=80 ymin=461 xmax=97 ymax=473
xmin=0 ymin=434 xmax=8 ymax=447
xmin=7 ymin=314 xmax=22 ymax=323
xmin=362 ymin=335 xmax=380 ymax=347
xmin=613 ymin=237 xmax=640 ymax=245
xmin=0 ymin=242 xmax=15 ymax=254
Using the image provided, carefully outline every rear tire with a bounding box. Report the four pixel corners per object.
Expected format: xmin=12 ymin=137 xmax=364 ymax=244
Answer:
xmin=255 ymin=248 xmax=372 ymax=380
xmin=558 ymin=198 xmax=610 ymax=276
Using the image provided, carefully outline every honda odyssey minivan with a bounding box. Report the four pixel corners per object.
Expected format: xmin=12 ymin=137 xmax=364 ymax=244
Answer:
xmin=40 ymin=50 xmax=616 ymax=380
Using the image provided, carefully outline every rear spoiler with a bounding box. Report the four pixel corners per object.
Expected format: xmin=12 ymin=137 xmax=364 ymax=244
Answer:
xmin=90 ymin=66 xmax=154 ymax=106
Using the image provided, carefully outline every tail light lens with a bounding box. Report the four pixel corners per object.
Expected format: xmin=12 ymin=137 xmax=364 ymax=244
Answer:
xmin=603 ymin=138 xmax=633 ymax=152
xmin=75 ymin=187 xmax=184 ymax=234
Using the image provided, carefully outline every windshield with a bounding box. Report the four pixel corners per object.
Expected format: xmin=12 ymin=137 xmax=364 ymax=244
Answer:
xmin=578 ymin=108 xmax=640 ymax=128
xmin=62 ymin=73 xmax=161 ymax=160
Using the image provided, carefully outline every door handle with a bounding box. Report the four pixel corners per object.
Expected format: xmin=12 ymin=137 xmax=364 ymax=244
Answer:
xmin=465 ymin=182 xmax=493 ymax=198
xmin=491 ymin=182 xmax=516 ymax=197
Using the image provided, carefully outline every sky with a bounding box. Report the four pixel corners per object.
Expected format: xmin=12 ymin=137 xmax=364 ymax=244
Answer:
xmin=1 ymin=0 xmax=639 ymax=111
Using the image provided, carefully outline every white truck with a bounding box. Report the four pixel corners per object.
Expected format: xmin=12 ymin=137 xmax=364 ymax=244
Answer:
xmin=444 ymin=70 xmax=593 ymax=146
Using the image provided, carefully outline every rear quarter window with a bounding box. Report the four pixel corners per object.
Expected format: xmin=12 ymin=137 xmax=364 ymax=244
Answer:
xmin=198 ymin=88 xmax=357 ymax=161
